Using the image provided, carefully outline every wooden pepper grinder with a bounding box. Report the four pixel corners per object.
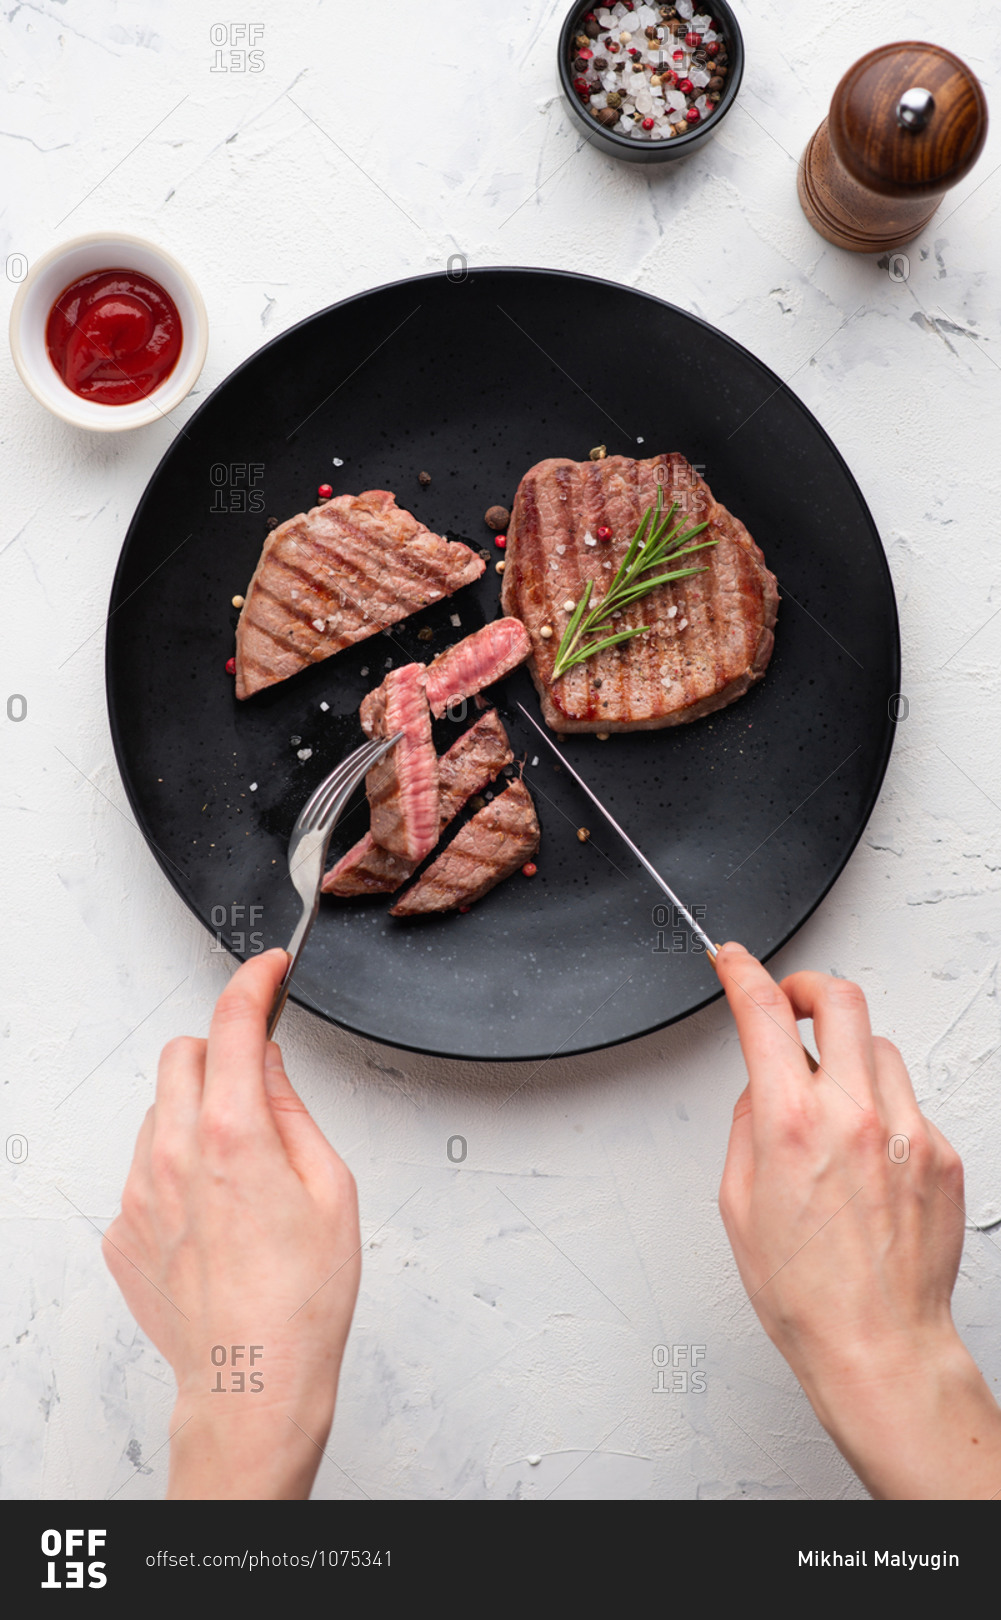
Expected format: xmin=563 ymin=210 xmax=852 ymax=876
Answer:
xmin=798 ymin=41 xmax=988 ymax=252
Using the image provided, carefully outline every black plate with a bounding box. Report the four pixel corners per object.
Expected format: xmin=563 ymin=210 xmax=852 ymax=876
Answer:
xmin=106 ymin=269 xmax=899 ymax=1061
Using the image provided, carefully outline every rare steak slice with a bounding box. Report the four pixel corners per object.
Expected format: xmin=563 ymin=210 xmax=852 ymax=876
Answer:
xmin=501 ymin=453 xmax=779 ymax=733
xmin=323 ymin=709 xmax=515 ymax=897
xmin=424 ymin=617 xmax=532 ymax=717
xmin=235 ymin=490 xmax=484 ymax=699
xmin=390 ymin=778 xmax=539 ymax=916
xmin=360 ymin=664 xmax=438 ymax=862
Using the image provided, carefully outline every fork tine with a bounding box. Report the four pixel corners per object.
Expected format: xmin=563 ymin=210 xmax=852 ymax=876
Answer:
xmin=299 ymin=733 xmax=403 ymax=834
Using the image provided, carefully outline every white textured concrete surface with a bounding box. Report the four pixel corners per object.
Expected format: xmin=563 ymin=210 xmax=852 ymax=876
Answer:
xmin=2 ymin=0 xmax=1000 ymax=1501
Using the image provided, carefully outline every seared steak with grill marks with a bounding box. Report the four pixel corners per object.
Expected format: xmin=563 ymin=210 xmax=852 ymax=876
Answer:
xmin=390 ymin=778 xmax=539 ymax=916
xmin=501 ymin=454 xmax=778 ymax=733
xmin=360 ymin=664 xmax=438 ymax=862
xmin=323 ymin=709 xmax=514 ymax=897
xmin=235 ymin=490 xmax=484 ymax=699
xmin=424 ymin=618 xmax=531 ymax=717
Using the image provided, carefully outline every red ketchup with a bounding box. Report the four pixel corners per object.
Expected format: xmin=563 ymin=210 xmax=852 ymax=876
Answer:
xmin=46 ymin=269 xmax=182 ymax=405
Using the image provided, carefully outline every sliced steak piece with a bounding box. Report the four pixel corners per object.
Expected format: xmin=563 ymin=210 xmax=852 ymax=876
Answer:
xmin=360 ymin=664 xmax=438 ymax=862
xmin=390 ymin=778 xmax=539 ymax=917
xmin=235 ymin=490 xmax=484 ymax=699
xmin=322 ymin=709 xmax=515 ymax=897
xmin=424 ymin=617 xmax=532 ymax=717
xmin=501 ymin=453 xmax=779 ymax=733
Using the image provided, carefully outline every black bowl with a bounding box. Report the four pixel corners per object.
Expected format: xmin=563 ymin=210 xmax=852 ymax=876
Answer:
xmin=558 ymin=1 xmax=745 ymax=162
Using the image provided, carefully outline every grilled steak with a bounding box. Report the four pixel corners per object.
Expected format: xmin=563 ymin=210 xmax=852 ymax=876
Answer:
xmin=501 ymin=454 xmax=779 ymax=733
xmin=235 ymin=490 xmax=484 ymax=699
xmin=424 ymin=617 xmax=532 ymax=717
xmin=390 ymin=778 xmax=539 ymax=916
xmin=360 ymin=664 xmax=438 ymax=862
xmin=323 ymin=709 xmax=515 ymax=897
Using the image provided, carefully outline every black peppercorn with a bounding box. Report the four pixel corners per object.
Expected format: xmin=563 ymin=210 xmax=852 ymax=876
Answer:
xmin=585 ymin=17 xmax=600 ymax=37
xmin=595 ymin=107 xmax=619 ymax=127
xmin=572 ymin=55 xmax=588 ymax=73
xmin=266 ymin=515 xmax=279 ymax=529
xmin=708 ymin=75 xmax=724 ymax=91
xmin=593 ymin=56 xmax=607 ymax=70
xmin=645 ymin=25 xmax=658 ymax=39
xmin=418 ymin=470 xmax=431 ymax=487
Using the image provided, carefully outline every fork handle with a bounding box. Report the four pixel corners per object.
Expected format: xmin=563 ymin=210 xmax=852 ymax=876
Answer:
xmin=266 ymin=900 xmax=316 ymax=1040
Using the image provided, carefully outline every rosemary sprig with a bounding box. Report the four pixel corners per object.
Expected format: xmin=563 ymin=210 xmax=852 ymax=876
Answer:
xmin=550 ymin=488 xmax=716 ymax=680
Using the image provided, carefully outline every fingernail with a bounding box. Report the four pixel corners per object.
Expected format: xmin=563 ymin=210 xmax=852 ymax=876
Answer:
xmin=718 ymin=941 xmax=747 ymax=958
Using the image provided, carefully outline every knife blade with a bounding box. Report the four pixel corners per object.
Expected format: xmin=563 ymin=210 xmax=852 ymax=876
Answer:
xmin=516 ymin=702 xmax=719 ymax=961
xmin=516 ymin=703 xmax=823 ymax=1073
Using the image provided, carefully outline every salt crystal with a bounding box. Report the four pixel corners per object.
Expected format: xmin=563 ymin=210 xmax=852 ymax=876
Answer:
xmin=677 ymin=0 xmax=694 ymax=17
xmin=249 ymin=781 xmax=258 ymax=792
xmin=693 ymin=12 xmax=712 ymax=28
xmin=602 ymin=561 xmax=612 ymax=569
xmin=312 ymin=618 xmax=325 ymax=631
xmin=332 ymin=457 xmax=344 ymax=466
xmin=385 ymin=657 xmax=393 ymax=668
xmin=584 ymin=531 xmax=597 ymax=546
xmin=667 ymin=605 xmax=678 ymax=618
xmin=690 ymin=68 xmax=710 ymax=88
xmin=635 ymin=92 xmax=653 ymax=113
xmin=636 ymin=3 xmax=659 ymax=23
xmin=596 ymin=7 xmax=616 ymax=25
xmin=636 ymin=435 xmax=645 ymax=443
xmin=297 ymin=748 xmax=312 ymax=761
xmin=360 ymin=666 xmax=369 ymax=676
xmin=590 ymin=91 xmax=608 ymax=108
xmin=556 ymin=544 xmax=566 ymax=554
xmin=550 ymin=560 xmax=559 ymax=570
xmin=450 ymin=612 xmax=461 ymax=626
xmin=615 ymin=117 xmax=632 ymax=134
xmin=695 ymin=93 xmax=711 ymax=114
xmin=531 ymin=756 xmax=539 ymax=768
xmin=678 ymin=619 xmax=688 ymax=631
xmin=320 ymin=701 xmax=329 ymax=711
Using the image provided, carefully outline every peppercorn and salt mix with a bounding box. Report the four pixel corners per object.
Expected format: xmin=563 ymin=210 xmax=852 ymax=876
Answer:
xmin=571 ymin=1 xmax=730 ymax=141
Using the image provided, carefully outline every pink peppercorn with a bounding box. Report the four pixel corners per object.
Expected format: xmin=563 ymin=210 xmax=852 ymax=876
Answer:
xmin=225 ymin=656 xmax=236 ymax=675
xmin=642 ymin=117 xmax=655 ymax=130
xmin=495 ymin=535 xmax=507 ymax=549
xmin=317 ymin=483 xmax=333 ymax=499
xmin=522 ymin=862 xmax=537 ymax=878
xmin=686 ymin=106 xmax=701 ymax=122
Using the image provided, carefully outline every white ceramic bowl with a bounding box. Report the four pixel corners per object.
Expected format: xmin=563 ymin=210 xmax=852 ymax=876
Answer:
xmin=9 ymin=231 xmax=208 ymax=432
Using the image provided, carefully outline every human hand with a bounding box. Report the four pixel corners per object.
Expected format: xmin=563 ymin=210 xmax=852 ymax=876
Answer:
xmin=715 ymin=941 xmax=1001 ymax=1500
xmin=102 ymin=949 xmax=361 ymax=1500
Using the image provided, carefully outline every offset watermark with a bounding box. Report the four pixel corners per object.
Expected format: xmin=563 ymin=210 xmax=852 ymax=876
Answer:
xmin=888 ymin=693 xmax=909 ymax=722
xmin=209 ymin=903 xmax=265 ymax=953
xmin=6 ymin=1134 xmax=28 ymax=1164
xmin=7 ymin=694 xmax=27 ymax=722
xmin=653 ymin=1343 xmax=707 ymax=1392
xmin=445 ymin=696 xmax=469 ymax=723
xmin=211 ymin=1344 xmax=264 ymax=1392
xmin=209 ymin=23 xmax=264 ymax=72
xmin=888 ymin=1133 xmax=910 ymax=1163
xmin=445 ymin=253 xmax=468 ymax=282
xmin=210 ymin=462 xmax=265 ymax=514
xmin=6 ymin=253 xmax=27 ymax=283
xmin=446 ymin=1134 xmax=467 ymax=1164
xmin=652 ymin=903 xmax=709 ymax=953
xmin=887 ymin=252 xmax=910 ymax=283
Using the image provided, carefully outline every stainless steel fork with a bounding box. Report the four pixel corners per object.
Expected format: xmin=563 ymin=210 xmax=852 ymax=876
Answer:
xmin=266 ymin=732 xmax=402 ymax=1038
